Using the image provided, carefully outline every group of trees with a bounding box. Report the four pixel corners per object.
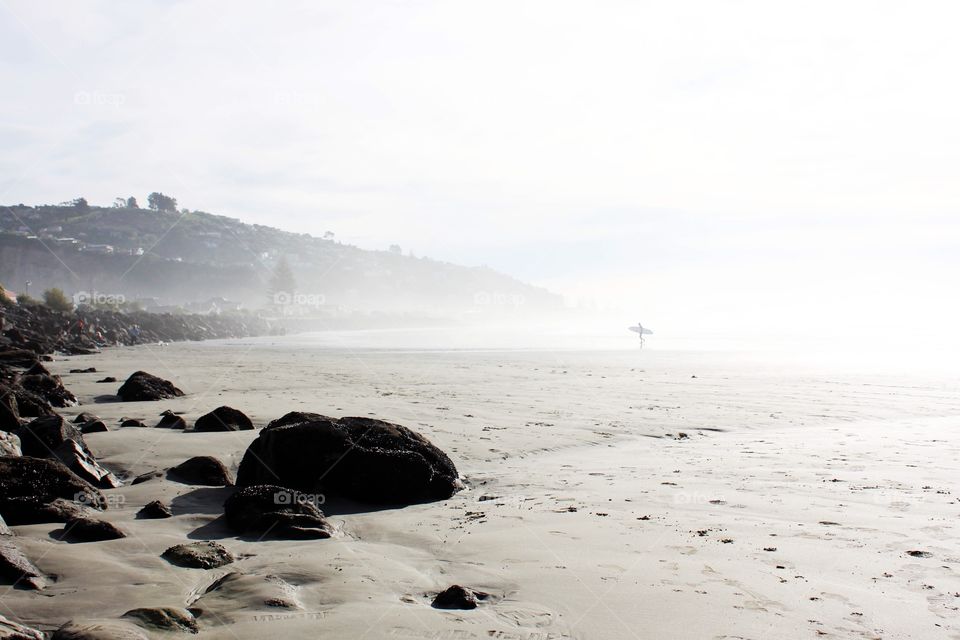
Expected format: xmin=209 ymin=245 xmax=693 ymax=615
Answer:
xmin=71 ymin=192 xmax=179 ymax=213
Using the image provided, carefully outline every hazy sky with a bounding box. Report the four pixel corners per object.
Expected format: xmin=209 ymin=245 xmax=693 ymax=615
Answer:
xmin=2 ymin=1 xmax=958 ymax=344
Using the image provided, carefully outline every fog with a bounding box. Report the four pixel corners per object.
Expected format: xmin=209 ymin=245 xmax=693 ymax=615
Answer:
xmin=2 ymin=1 xmax=958 ymax=357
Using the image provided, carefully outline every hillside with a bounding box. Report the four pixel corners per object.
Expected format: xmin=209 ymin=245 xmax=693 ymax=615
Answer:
xmin=0 ymin=201 xmax=560 ymax=319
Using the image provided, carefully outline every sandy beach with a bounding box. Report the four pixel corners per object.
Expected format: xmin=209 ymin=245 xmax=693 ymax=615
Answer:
xmin=5 ymin=337 xmax=960 ymax=639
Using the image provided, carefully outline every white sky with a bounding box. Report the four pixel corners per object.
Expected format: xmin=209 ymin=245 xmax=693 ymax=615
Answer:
xmin=1 ymin=1 xmax=958 ymax=346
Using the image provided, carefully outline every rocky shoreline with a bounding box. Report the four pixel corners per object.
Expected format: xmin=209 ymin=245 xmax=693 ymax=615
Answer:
xmin=0 ymin=302 xmax=469 ymax=638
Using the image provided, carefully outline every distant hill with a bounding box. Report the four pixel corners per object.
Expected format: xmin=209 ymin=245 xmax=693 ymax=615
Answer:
xmin=0 ymin=201 xmax=560 ymax=319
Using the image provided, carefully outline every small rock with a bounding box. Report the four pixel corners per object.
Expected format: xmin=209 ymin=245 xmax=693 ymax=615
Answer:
xmin=161 ymin=541 xmax=234 ymax=569
xmin=168 ymin=456 xmax=233 ymax=486
xmin=137 ymin=500 xmax=172 ymax=519
xmin=120 ymin=419 xmax=147 ymax=428
xmin=906 ymin=550 xmax=933 ymax=558
xmin=96 ymin=377 xmax=117 ymax=384
xmin=194 ymin=406 xmax=254 ymax=432
xmin=73 ymin=412 xmax=100 ymax=424
xmin=223 ymin=485 xmax=334 ymax=539
xmin=122 ymin=607 xmax=198 ymax=634
xmin=156 ymin=411 xmax=186 ymax=430
xmin=60 ymin=516 xmax=126 ymax=542
xmin=432 ymin=585 xmax=489 ymax=610
xmin=80 ymin=420 xmax=109 ymax=434
xmin=117 ymin=371 xmax=184 ymax=402
xmin=69 ymin=368 xmax=97 ymax=374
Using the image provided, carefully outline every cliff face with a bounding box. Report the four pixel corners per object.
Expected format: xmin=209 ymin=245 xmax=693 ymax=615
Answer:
xmin=0 ymin=204 xmax=561 ymax=314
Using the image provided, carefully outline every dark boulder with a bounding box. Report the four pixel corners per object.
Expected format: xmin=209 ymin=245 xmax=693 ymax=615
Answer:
xmin=156 ymin=411 xmax=186 ymax=430
xmin=96 ymin=377 xmax=117 ymax=384
xmin=16 ymin=415 xmax=120 ymax=489
xmin=69 ymin=367 xmax=97 ymax=374
xmin=168 ymin=456 xmax=233 ymax=486
xmin=73 ymin=412 xmax=99 ymax=424
xmin=161 ymin=541 xmax=234 ymax=569
xmin=223 ymin=485 xmax=334 ymax=539
xmin=122 ymin=607 xmax=197 ymax=634
xmin=194 ymin=406 xmax=253 ymax=432
xmin=431 ymin=585 xmax=489 ymax=610
xmin=15 ymin=414 xmax=82 ymax=458
xmin=79 ymin=420 xmax=109 ymax=434
xmin=7 ymin=386 xmax=54 ymax=419
xmin=60 ymin=516 xmax=126 ymax=542
xmin=137 ymin=500 xmax=172 ymax=519
xmin=117 ymin=371 xmax=183 ymax=402
xmin=0 ymin=456 xmax=105 ymax=525
xmin=0 ymin=539 xmax=47 ymax=590
xmin=236 ymin=415 xmax=460 ymax=504
xmin=53 ymin=439 xmax=122 ymax=489
xmin=120 ymin=419 xmax=147 ymax=428
xmin=18 ymin=374 xmax=77 ymax=408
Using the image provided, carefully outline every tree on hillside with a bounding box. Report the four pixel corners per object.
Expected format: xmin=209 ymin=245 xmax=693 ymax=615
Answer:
xmin=267 ymin=257 xmax=296 ymax=307
xmin=147 ymin=192 xmax=177 ymax=212
xmin=389 ymin=244 xmax=402 ymax=255
xmin=323 ymin=231 xmax=335 ymax=241
xmin=71 ymin=197 xmax=89 ymax=211
xmin=126 ymin=196 xmax=139 ymax=208
xmin=43 ymin=288 xmax=73 ymax=312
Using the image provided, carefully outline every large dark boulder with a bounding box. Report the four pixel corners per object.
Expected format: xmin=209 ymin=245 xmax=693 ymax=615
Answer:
xmin=223 ymin=485 xmax=334 ymax=539
xmin=168 ymin=456 xmax=233 ymax=486
xmin=116 ymin=371 xmax=184 ymax=402
xmin=0 ymin=456 xmax=105 ymax=525
xmin=18 ymin=374 xmax=77 ymax=408
xmin=236 ymin=414 xmax=460 ymax=504
xmin=194 ymin=406 xmax=253 ymax=432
